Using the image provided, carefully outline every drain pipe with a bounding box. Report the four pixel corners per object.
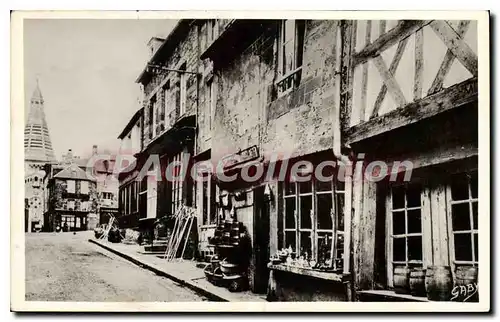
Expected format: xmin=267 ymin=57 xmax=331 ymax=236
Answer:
xmin=330 ymin=24 xmax=355 ymax=301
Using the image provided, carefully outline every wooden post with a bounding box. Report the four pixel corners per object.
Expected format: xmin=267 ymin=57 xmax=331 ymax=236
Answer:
xmin=351 ymin=166 xmax=363 ymax=293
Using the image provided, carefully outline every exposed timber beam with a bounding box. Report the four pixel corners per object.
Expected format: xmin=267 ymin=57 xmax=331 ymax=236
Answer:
xmin=345 ymin=77 xmax=478 ymax=145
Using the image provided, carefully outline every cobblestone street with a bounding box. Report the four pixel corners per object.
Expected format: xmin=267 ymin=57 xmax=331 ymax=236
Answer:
xmin=25 ymin=232 xmax=208 ymax=302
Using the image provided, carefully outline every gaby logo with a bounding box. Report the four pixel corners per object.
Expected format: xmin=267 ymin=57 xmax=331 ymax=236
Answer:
xmin=451 ymin=283 xmax=479 ymax=302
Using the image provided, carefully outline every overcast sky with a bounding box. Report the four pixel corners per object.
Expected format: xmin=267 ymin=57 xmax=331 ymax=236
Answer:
xmin=24 ymin=19 xmax=176 ymax=159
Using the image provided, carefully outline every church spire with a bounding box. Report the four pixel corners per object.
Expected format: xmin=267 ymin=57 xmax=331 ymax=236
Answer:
xmin=24 ymin=79 xmax=56 ymax=164
xmin=32 ymin=77 xmax=44 ymax=103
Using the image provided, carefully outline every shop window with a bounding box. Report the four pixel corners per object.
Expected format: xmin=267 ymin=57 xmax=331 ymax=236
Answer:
xmin=381 ymin=170 xmax=479 ymax=293
xmin=389 ymin=183 xmax=424 ymax=267
xmin=281 ymin=178 xmax=345 ymax=271
xmin=67 ymin=180 xmax=75 ymax=193
xmin=447 ymin=171 xmax=478 ymax=265
xmin=276 ymin=20 xmax=305 ymax=96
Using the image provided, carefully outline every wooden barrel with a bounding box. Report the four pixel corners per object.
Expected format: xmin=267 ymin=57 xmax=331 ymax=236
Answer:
xmin=455 ymin=266 xmax=478 ymax=302
xmin=394 ymin=266 xmax=411 ymax=294
xmin=409 ymin=267 xmax=426 ymax=297
xmin=425 ymin=266 xmax=453 ymax=301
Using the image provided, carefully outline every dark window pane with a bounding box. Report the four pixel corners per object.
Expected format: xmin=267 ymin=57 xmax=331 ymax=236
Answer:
xmin=317 ymin=232 xmax=332 ymax=265
xmin=474 ymin=233 xmax=478 ymax=261
xmin=317 ymin=193 xmax=333 ymax=230
xmin=407 ymin=236 xmax=422 ymax=261
xmin=300 ymin=196 xmax=312 ymax=229
xmin=451 ymin=173 xmax=469 ymax=201
xmin=393 ymin=237 xmax=406 ymax=262
xmin=285 ymin=197 xmax=296 ymax=229
xmin=452 ymin=203 xmax=471 ymax=231
xmin=285 ymin=231 xmax=296 ymax=251
xmin=284 ymin=181 xmax=295 ymax=196
xmin=316 ymin=180 xmax=332 ymax=192
xmin=393 ymin=211 xmax=406 ymax=235
xmin=407 ymin=209 xmax=422 ymax=234
xmin=336 ymin=180 xmax=345 ymax=192
xmin=336 ymin=193 xmax=345 ymax=231
xmin=454 ymin=233 xmax=473 ymax=261
xmin=299 ymin=181 xmax=312 ymax=194
xmin=472 ymin=202 xmax=478 ymax=229
xmin=470 ymin=171 xmax=478 ymax=199
xmin=300 ymin=231 xmax=312 ymax=259
xmin=392 ymin=186 xmax=405 ymax=209
xmin=406 ymin=183 xmax=421 ymax=208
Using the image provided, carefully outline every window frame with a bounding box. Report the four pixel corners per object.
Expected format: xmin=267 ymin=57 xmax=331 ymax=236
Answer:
xmin=163 ymin=81 xmax=170 ymax=129
xmin=179 ymin=64 xmax=187 ymax=116
xmin=151 ymin=94 xmax=158 ymax=137
xmin=171 ymin=153 xmax=184 ymax=215
xmin=80 ymin=181 xmax=89 ymax=194
xmin=201 ymin=174 xmax=217 ymax=226
xmin=385 ymin=182 xmax=427 ymax=289
xmin=275 ymin=19 xmax=305 ymax=97
xmin=66 ymin=180 xmax=75 ymax=194
xmin=446 ymin=171 xmax=479 ymax=268
xmin=281 ymin=177 xmax=345 ymax=271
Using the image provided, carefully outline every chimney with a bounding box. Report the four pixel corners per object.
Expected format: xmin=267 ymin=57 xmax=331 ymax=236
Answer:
xmin=92 ymin=145 xmax=98 ymax=155
xmin=147 ymin=37 xmax=165 ymax=58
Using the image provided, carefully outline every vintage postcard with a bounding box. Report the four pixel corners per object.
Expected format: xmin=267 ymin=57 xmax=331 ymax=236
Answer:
xmin=10 ymin=10 xmax=490 ymax=312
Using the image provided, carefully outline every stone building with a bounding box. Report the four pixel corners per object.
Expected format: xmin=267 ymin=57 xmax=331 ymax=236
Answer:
xmin=120 ymin=19 xmax=479 ymax=301
xmin=132 ymin=24 xmax=199 ymax=241
xmin=24 ymin=81 xmax=57 ymax=232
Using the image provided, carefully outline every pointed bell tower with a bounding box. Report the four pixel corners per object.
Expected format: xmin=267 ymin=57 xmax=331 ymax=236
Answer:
xmin=24 ymin=79 xmax=56 ymax=173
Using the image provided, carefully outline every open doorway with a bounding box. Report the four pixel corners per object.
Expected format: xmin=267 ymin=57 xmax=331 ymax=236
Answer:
xmin=253 ymin=185 xmax=270 ymax=293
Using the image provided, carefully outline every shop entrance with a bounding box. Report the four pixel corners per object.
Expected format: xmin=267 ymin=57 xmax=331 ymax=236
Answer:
xmin=253 ymin=186 xmax=270 ymax=293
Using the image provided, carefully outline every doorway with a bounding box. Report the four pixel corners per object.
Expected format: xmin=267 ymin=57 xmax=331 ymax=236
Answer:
xmin=253 ymin=186 xmax=270 ymax=293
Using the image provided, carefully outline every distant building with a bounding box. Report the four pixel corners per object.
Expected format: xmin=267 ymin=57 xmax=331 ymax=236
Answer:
xmin=116 ymin=107 xmax=144 ymax=230
xmin=24 ymin=81 xmax=57 ymax=232
xmin=43 ymin=162 xmax=98 ymax=232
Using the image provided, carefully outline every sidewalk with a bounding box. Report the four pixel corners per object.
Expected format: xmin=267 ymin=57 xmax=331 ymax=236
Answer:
xmin=89 ymin=238 xmax=267 ymax=302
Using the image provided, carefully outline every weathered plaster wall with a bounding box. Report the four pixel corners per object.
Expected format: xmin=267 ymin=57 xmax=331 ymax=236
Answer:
xmin=211 ymin=20 xmax=340 ymax=165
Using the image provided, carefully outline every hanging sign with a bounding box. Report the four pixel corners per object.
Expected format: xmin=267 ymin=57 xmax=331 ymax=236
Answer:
xmin=221 ymin=145 xmax=260 ymax=170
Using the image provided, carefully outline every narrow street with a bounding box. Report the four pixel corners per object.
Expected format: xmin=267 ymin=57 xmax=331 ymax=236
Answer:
xmin=25 ymin=232 xmax=208 ymax=302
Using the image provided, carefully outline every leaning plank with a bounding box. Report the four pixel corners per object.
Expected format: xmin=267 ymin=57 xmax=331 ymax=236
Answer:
xmin=372 ymin=55 xmax=407 ymax=108
xmin=345 ymin=77 xmax=478 ymax=145
xmin=371 ymin=38 xmax=409 ymax=118
xmin=427 ymin=20 xmax=471 ymax=95
xmin=429 ymin=20 xmax=478 ymax=77
xmin=352 ymin=20 xmax=431 ymax=66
